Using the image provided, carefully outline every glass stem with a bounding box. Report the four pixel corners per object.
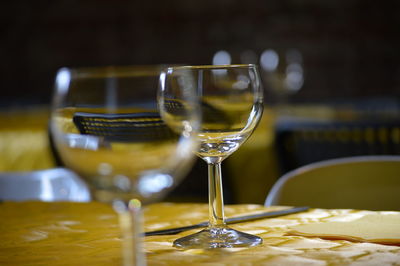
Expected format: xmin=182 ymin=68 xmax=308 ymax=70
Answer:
xmin=115 ymin=200 xmax=146 ymax=266
xmin=208 ymin=162 xmax=226 ymax=228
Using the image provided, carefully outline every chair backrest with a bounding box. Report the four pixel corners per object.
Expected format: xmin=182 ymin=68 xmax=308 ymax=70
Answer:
xmin=73 ymin=112 xmax=176 ymax=142
xmin=0 ymin=168 xmax=90 ymax=202
xmin=265 ymin=156 xmax=400 ymax=211
xmin=275 ymin=118 xmax=400 ymax=174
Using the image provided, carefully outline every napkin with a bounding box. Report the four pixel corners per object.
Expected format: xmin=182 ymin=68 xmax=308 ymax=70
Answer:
xmin=288 ymin=213 xmax=400 ymax=246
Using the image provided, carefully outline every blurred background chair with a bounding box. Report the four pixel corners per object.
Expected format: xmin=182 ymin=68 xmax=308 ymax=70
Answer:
xmin=265 ymin=155 xmax=400 ymax=211
xmin=0 ymin=168 xmax=90 ymax=202
xmin=274 ymin=101 xmax=400 ymax=174
xmin=0 ymin=108 xmax=90 ymax=202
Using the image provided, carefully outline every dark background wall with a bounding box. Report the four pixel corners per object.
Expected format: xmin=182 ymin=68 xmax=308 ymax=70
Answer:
xmin=1 ymin=0 xmax=400 ymax=106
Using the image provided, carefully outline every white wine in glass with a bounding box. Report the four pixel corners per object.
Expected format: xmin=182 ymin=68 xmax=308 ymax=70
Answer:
xmin=161 ymin=64 xmax=264 ymax=249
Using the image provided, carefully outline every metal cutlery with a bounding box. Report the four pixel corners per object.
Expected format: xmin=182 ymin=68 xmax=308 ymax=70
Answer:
xmin=144 ymin=206 xmax=309 ymax=236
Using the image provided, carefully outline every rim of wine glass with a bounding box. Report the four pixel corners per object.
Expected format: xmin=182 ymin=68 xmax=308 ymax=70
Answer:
xmin=167 ymin=64 xmax=257 ymax=71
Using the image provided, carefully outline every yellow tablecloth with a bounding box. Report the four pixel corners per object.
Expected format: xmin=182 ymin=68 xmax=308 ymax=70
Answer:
xmin=1 ymin=202 xmax=400 ymax=265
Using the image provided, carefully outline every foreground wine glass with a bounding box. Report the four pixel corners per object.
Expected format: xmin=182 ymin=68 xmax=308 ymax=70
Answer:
xmin=161 ymin=64 xmax=264 ymax=249
xmin=50 ymin=65 xmax=199 ymax=265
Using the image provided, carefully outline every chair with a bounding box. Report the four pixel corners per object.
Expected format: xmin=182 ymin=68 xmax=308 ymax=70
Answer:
xmin=265 ymin=156 xmax=400 ymax=211
xmin=73 ymin=112 xmax=176 ymax=143
xmin=0 ymin=168 xmax=90 ymax=202
xmin=274 ymin=112 xmax=400 ymax=174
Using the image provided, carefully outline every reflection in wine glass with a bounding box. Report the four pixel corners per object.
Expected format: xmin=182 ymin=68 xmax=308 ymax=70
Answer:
xmin=50 ymin=65 xmax=200 ymax=265
xmin=161 ymin=64 xmax=264 ymax=249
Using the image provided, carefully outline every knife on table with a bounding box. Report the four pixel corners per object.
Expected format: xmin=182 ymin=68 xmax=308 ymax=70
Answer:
xmin=144 ymin=206 xmax=309 ymax=236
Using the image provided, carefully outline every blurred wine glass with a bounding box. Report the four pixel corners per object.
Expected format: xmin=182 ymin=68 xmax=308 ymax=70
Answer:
xmin=258 ymin=48 xmax=305 ymax=105
xmin=161 ymin=64 xmax=264 ymax=249
xmin=50 ymin=65 xmax=200 ymax=265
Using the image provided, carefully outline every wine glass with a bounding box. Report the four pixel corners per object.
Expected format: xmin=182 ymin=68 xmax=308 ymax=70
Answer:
xmin=259 ymin=48 xmax=304 ymax=105
xmin=161 ymin=64 xmax=264 ymax=249
xmin=50 ymin=65 xmax=200 ymax=265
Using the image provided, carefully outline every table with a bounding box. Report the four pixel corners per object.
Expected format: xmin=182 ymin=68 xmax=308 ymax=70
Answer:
xmin=1 ymin=202 xmax=399 ymax=265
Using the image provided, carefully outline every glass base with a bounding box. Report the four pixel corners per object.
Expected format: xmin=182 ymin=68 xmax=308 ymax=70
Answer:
xmin=173 ymin=226 xmax=263 ymax=249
